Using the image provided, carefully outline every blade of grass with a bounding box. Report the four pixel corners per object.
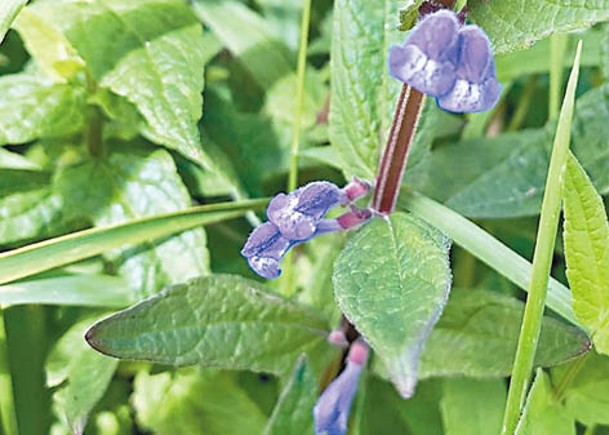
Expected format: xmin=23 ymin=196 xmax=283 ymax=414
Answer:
xmin=400 ymin=191 xmax=577 ymax=326
xmin=549 ymin=33 xmax=568 ymax=120
xmin=0 ymin=199 xmax=267 ymax=285
xmin=0 ymin=0 xmax=26 ymax=44
xmin=0 ymin=312 xmax=17 ymax=435
xmin=501 ymin=40 xmax=582 ymax=435
xmin=282 ymin=0 xmax=312 ymax=297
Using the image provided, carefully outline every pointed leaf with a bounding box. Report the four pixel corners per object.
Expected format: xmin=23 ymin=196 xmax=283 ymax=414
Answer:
xmin=333 ymin=212 xmax=452 ymax=397
xmin=563 ymin=154 xmax=609 ymax=354
xmin=86 ymin=274 xmax=330 ymax=374
xmin=515 ymin=369 xmax=575 ymax=435
xmin=419 ymin=289 xmax=590 ymax=378
xmin=264 ymin=356 xmax=316 ymax=435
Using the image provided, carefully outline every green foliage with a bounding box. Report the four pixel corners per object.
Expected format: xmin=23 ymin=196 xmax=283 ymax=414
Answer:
xmin=563 ymin=154 xmax=609 ymax=354
xmin=333 ymin=212 xmax=451 ymax=397
xmin=86 ymin=275 xmax=330 ymax=374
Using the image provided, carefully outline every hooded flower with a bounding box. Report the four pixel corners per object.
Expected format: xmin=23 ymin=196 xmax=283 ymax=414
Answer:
xmin=241 ymin=180 xmax=371 ymax=279
xmin=388 ymin=9 xmax=501 ymax=113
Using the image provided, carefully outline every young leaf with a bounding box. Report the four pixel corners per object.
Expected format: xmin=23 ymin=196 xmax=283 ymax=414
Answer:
xmin=28 ymin=0 xmax=209 ymax=166
xmin=46 ymin=319 xmax=118 ymax=434
xmin=0 ymin=73 xmax=85 ymax=145
xmin=515 ymin=369 xmax=575 ymax=435
xmin=557 ymin=352 xmax=609 ymax=426
xmin=419 ymin=289 xmax=590 ymax=379
xmin=333 ymin=212 xmax=452 ymax=398
xmin=440 ymin=378 xmax=506 ymax=435
xmin=56 ymin=149 xmax=209 ymax=297
xmin=132 ymin=369 xmax=267 ymax=435
xmin=86 ymin=274 xmax=330 ymax=375
xmin=264 ymin=356 xmax=316 ymax=435
xmin=469 ymin=0 xmax=609 ymax=55
xmin=563 ymin=154 xmax=609 ymax=354
xmin=192 ymin=0 xmax=292 ymax=90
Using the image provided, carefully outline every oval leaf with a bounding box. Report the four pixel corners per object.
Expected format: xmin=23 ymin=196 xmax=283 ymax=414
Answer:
xmin=86 ymin=274 xmax=329 ymax=375
xmin=333 ymin=212 xmax=452 ymax=398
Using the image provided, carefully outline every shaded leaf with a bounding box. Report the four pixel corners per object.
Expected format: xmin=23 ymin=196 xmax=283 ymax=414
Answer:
xmin=264 ymin=356 xmax=316 ymax=435
xmin=419 ymin=289 xmax=590 ymax=378
xmin=86 ymin=274 xmax=330 ymax=374
xmin=563 ymin=154 xmax=609 ymax=354
xmin=133 ymin=369 xmax=266 ymax=435
xmin=56 ymin=149 xmax=209 ymax=297
xmin=515 ymin=369 xmax=575 ymax=435
xmin=333 ymin=212 xmax=452 ymax=397
xmin=440 ymin=378 xmax=506 ymax=435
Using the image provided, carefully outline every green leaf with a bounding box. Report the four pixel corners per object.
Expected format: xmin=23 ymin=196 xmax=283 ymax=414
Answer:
xmin=0 ymin=0 xmax=26 ymax=44
xmin=56 ymin=149 xmax=209 ymax=297
xmin=469 ymin=0 xmax=609 ymax=55
xmin=0 ymin=198 xmax=265 ymax=286
xmin=192 ymin=0 xmax=292 ymax=90
xmin=360 ymin=377 xmax=443 ymax=435
xmin=0 ymin=73 xmax=86 ymax=145
xmin=0 ymin=169 xmax=64 ymax=245
xmin=515 ymin=369 xmax=575 ymax=435
xmin=12 ymin=8 xmax=84 ymax=81
xmin=86 ymin=274 xmax=330 ymax=374
xmin=0 ymin=274 xmax=132 ymax=307
xmin=424 ymin=129 xmax=549 ymax=218
xmin=29 ymin=0 xmax=209 ymax=166
xmin=419 ymin=289 xmax=590 ymax=378
xmin=563 ymin=154 xmax=609 ymax=354
xmin=333 ymin=212 xmax=452 ymax=397
xmin=557 ymin=352 xmax=609 ymax=426
xmin=440 ymin=378 xmax=506 ymax=435
xmin=132 ymin=369 xmax=266 ymax=435
xmin=264 ymin=356 xmax=316 ymax=435
xmin=329 ymin=0 xmax=401 ymax=179
xmin=46 ymin=319 xmax=118 ymax=434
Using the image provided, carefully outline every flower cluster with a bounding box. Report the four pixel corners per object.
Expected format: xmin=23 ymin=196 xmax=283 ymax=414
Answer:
xmin=389 ymin=9 xmax=501 ymax=113
xmin=241 ymin=180 xmax=371 ymax=279
xmin=313 ymin=339 xmax=369 ymax=435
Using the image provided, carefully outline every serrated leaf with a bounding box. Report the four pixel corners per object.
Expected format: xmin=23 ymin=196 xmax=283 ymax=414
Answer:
xmin=86 ymin=274 xmax=330 ymax=374
xmin=0 ymin=169 xmax=64 ymax=245
xmin=13 ymin=8 xmax=84 ymax=81
xmin=192 ymin=0 xmax=292 ymax=90
xmin=133 ymin=369 xmax=266 ymax=435
xmin=46 ymin=318 xmax=118 ymax=434
xmin=0 ymin=73 xmax=85 ymax=145
xmin=515 ymin=369 xmax=575 ymax=435
xmin=56 ymin=149 xmax=209 ymax=297
xmin=333 ymin=212 xmax=452 ymax=397
xmin=29 ymin=0 xmax=209 ymax=166
xmin=264 ymin=356 xmax=316 ymax=435
xmin=469 ymin=0 xmax=609 ymax=55
xmin=563 ymin=154 xmax=609 ymax=354
xmin=440 ymin=378 xmax=506 ymax=435
xmin=419 ymin=289 xmax=590 ymax=378
xmin=556 ymin=352 xmax=609 ymax=426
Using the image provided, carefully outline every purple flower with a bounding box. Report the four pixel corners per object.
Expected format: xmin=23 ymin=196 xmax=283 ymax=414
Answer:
xmin=314 ymin=340 xmax=369 ymax=435
xmin=241 ymin=180 xmax=372 ymax=279
xmin=388 ymin=9 xmax=501 ymax=113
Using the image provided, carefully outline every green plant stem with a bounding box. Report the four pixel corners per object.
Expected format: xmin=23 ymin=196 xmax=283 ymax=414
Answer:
xmin=401 ymin=191 xmax=577 ymax=326
xmin=0 ymin=311 xmax=18 ymax=435
xmin=283 ymin=0 xmax=312 ymax=298
xmin=549 ymin=33 xmax=568 ymax=120
xmin=0 ymin=198 xmax=267 ymax=285
xmin=0 ymin=0 xmax=26 ymax=44
xmin=507 ymin=76 xmax=538 ymax=132
xmin=501 ymin=41 xmax=582 ymax=435
xmin=584 ymin=425 xmax=597 ymax=435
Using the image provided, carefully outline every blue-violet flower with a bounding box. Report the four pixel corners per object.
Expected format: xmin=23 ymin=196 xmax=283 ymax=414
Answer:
xmin=388 ymin=9 xmax=501 ymax=113
xmin=313 ymin=339 xmax=369 ymax=435
xmin=241 ymin=179 xmax=371 ymax=279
